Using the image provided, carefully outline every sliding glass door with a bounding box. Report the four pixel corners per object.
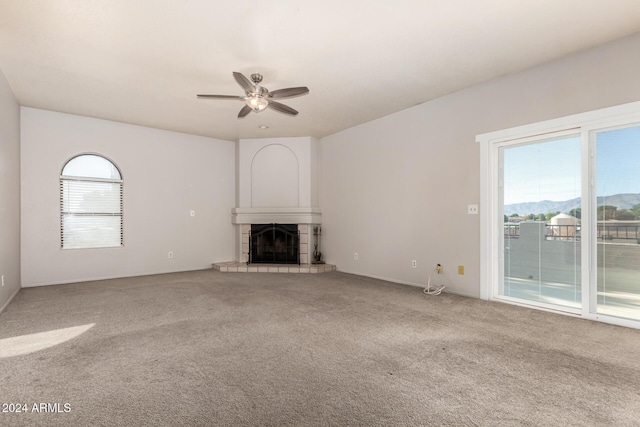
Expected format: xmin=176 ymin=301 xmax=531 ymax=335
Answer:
xmin=500 ymin=134 xmax=582 ymax=312
xmin=480 ymin=105 xmax=640 ymax=327
xmin=594 ymin=125 xmax=640 ymax=321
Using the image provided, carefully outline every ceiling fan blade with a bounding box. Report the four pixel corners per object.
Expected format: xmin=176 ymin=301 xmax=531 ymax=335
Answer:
xmin=268 ymin=101 xmax=298 ymax=116
xmin=268 ymin=87 xmax=309 ymax=99
xmin=238 ymin=104 xmax=252 ymax=118
xmin=233 ymin=72 xmax=255 ymax=94
xmin=197 ymin=94 xmax=244 ymax=100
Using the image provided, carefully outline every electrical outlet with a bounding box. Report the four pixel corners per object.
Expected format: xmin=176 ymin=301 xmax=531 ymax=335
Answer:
xmin=190 ymin=210 xmax=195 ymax=217
xmin=354 ymin=252 xmax=359 ymax=260
xmin=411 ymin=260 xmax=417 ymax=268
xmin=458 ymin=265 xmax=465 ymax=275
xmin=437 ymin=264 xmax=443 ymax=274
xmin=468 ymin=204 xmax=479 ymax=215
xmin=1 ymin=275 xmax=4 ymax=287
xmin=168 ymin=251 xmax=174 ymax=259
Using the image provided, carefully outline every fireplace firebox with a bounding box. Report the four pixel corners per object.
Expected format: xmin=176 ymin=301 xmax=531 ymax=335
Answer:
xmin=249 ymin=224 xmax=299 ymax=264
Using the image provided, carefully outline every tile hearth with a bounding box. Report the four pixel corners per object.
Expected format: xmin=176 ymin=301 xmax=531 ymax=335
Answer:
xmin=213 ymin=261 xmax=336 ymax=274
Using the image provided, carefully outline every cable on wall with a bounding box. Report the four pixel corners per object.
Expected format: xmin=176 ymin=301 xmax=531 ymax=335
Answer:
xmin=423 ymin=265 xmax=446 ymax=296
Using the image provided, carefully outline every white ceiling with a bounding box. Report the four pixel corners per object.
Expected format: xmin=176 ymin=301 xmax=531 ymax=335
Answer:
xmin=1 ymin=1 xmax=639 ymax=141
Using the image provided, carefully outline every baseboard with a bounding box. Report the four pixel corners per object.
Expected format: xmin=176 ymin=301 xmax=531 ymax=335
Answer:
xmin=0 ymin=286 xmax=21 ymax=314
xmin=335 ymin=269 xmax=479 ymax=299
xmin=20 ymin=267 xmax=214 ymax=288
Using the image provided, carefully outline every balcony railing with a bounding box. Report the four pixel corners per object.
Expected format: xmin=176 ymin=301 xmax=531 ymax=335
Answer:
xmin=504 ymin=223 xmax=521 ymax=238
xmin=504 ymin=222 xmax=640 ymax=244
xmin=597 ymin=223 xmax=640 ymax=242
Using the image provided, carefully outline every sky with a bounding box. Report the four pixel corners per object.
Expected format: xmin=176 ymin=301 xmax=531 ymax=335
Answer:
xmin=62 ymin=154 xmax=121 ymax=180
xmin=597 ymin=126 xmax=640 ymax=198
xmin=503 ymin=125 xmax=640 ymax=206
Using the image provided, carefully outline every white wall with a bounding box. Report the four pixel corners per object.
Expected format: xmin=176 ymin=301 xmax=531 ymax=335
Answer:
xmin=0 ymin=68 xmax=21 ymax=311
xmin=21 ymin=108 xmax=235 ymax=287
xmin=319 ymin=32 xmax=640 ymax=298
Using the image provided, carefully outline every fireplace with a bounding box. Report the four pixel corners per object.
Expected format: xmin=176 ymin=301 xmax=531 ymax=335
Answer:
xmin=249 ymin=224 xmax=299 ymax=264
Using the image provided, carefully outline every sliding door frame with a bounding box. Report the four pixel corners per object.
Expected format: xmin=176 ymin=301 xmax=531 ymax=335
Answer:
xmin=478 ymin=100 xmax=640 ymax=329
xmin=496 ymin=129 xmax=583 ymax=315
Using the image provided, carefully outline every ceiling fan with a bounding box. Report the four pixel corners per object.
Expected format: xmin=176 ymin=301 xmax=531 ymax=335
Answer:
xmin=197 ymin=72 xmax=309 ymax=118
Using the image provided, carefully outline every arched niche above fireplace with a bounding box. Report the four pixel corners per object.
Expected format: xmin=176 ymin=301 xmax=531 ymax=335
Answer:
xmin=251 ymin=144 xmax=299 ymax=208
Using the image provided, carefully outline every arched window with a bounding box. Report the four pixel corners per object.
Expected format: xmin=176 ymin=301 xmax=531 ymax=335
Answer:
xmin=60 ymin=154 xmax=123 ymax=249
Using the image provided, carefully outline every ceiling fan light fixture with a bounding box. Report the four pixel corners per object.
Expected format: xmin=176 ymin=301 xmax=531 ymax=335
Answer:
xmin=247 ymin=95 xmax=268 ymax=112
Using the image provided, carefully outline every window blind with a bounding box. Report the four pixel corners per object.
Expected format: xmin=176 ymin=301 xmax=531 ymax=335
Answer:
xmin=60 ymin=177 xmax=123 ymax=249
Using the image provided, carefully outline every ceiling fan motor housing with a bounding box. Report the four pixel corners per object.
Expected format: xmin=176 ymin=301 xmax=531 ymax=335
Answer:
xmin=254 ymin=86 xmax=268 ymax=97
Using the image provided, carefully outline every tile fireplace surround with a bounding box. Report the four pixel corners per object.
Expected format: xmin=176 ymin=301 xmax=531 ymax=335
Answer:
xmin=213 ymin=223 xmax=336 ymax=274
xmin=244 ymin=223 xmax=310 ymax=264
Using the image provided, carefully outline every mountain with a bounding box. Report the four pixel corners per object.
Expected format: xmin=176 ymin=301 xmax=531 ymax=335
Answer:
xmin=504 ymin=193 xmax=640 ymax=216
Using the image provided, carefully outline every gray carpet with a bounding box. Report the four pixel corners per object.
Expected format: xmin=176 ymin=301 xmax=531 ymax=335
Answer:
xmin=1 ymin=270 xmax=639 ymax=426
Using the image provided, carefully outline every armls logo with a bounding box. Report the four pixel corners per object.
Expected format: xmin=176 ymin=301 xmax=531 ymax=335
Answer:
xmin=30 ymin=403 xmax=72 ymax=413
